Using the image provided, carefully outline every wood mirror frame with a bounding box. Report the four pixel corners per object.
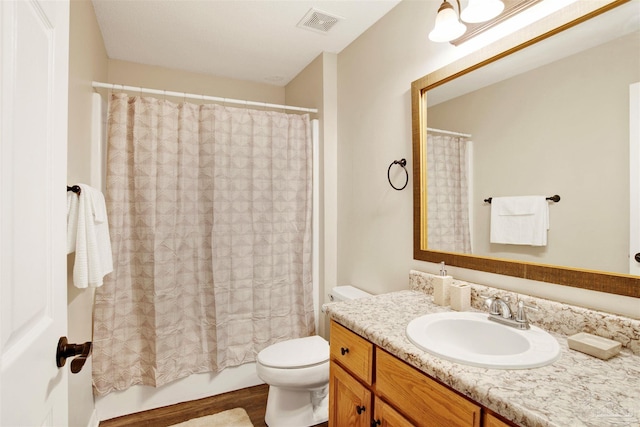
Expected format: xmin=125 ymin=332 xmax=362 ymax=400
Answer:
xmin=411 ymin=0 xmax=640 ymax=298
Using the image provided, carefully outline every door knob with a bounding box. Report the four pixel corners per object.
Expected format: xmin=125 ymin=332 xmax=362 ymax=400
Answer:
xmin=635 ymin=253 xmax=640 ymax=263
xmin=56 ymin=337 xmax=92 ymax=373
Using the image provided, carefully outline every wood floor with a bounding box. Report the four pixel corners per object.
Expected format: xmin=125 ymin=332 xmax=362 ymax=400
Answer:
xmin=98 ymin=384 xmax=329 ymax=427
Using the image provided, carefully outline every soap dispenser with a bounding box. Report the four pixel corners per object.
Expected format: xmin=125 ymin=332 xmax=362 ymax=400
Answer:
xmin=432 ymin=262 xmax=453 ymax=306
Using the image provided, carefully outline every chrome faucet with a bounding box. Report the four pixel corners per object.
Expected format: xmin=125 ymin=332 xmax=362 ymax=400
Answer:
xmin=483 ymin=295 xmax=537 ymax=330
xmin=486 ymin=295 xmax=512 ymax=318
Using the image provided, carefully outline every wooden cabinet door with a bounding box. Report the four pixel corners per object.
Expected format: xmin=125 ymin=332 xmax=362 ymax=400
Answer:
xmin=329 ymin=361 xmax=372 ymax=427
xmin=376 ymin=348 xmax=481 ymax=427
xmin=373 ymin=396 xmax=416 ymax=427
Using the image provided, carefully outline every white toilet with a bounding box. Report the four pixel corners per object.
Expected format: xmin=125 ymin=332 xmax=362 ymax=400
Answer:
xmin=256 ymin=285 xmax=372 ymax=427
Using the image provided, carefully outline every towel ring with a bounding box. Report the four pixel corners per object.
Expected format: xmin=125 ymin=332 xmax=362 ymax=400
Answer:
xmin=388 ymin=159 xmax=408 ymax=191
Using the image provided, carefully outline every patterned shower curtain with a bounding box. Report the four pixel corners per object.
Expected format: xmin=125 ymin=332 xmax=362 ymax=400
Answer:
xmin=426 ymin=133 xmax=472 ymax=254
xmin=92 ymin=93 xmax=315 ymax=395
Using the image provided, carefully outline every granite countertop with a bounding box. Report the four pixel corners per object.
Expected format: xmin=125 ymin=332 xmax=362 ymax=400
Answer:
xmin=324 ymin=290 xmax=640 ymax=427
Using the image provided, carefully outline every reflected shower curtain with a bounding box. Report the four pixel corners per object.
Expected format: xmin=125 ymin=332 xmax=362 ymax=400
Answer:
xmin=92 ymin=93 xmax=314 ymax=395
xmin=426 ymin=133 xmax=472 ymax=253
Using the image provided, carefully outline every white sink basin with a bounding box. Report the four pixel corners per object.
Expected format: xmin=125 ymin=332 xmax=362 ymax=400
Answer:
xmin=406 ymin=312 xmax=560 ymax=369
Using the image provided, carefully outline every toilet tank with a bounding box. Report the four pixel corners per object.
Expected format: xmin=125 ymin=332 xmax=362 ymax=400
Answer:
xmin=329 ymin=285 xmax=372 ymax=302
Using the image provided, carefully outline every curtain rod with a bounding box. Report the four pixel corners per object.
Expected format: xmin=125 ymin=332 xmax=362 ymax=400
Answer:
xmin=427 ymin=127 xmax=472 ymax=138
xmin=92 ymin=81 xmax=318 ymax=114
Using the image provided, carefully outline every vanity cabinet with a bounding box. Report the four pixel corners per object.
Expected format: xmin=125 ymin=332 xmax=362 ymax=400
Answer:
xmin=376 ymin=348 xmax=480 ymax=426
xmin=483 ymin=413 xmax=513 ymax=427
xmin=329 ymin=362 xmax=371 ymax=427
xmin=373 ymin=397 xmax=414 ymax=427
xmin=329 ymin=317 xmax=373 ymax=385
xmin=329 ymin=320 xmax=515 ymax=427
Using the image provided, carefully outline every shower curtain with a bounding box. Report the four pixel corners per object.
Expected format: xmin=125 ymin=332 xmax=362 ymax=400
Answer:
xmin=92 ymin=93 xmax=315 ymax=395
xmin=426 ymin=133 xmax=472 ymax=253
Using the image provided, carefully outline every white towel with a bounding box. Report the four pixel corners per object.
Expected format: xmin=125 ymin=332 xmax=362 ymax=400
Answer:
xmin=67 ymin=191 xmax=79 ymax=254
xmin=67 ymin=183 xmax=113 ymax=288
xmin=490 ymin=196 xmax=549 ymax=246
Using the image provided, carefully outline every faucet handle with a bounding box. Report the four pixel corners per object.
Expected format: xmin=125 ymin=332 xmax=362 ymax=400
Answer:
xmin=515 ymin=300 xmax=538 ymax=323
xmin=481 ymin=294 xmax=493 ymax=304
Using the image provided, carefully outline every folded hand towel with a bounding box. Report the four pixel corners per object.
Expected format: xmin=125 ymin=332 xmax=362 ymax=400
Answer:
xmin=67 ymin=191 xmax=79 ymax=254
xmin=490 ymin=196 xmax=549 ymax=246
xmin=67 ymin=184 xmax=113 ymax=288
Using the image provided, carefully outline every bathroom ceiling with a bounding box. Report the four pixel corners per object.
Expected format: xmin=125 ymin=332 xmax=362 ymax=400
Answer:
xmin=91 ymin=0 xmax=402 ymax=86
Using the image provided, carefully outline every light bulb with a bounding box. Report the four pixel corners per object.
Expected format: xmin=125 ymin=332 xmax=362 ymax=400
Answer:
xmin=429 ymin=1 xmax=467 ymax=43
xmin=460 ymin=0 xmax=505 ymax=23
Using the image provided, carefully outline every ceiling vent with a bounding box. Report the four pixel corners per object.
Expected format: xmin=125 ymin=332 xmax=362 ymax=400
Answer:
xmin=297 ymin=8 xmax=343 ymax=34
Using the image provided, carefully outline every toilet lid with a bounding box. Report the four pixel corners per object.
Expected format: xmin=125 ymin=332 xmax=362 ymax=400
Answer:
xmin=258 ymin=335 xmax=329 ymax=368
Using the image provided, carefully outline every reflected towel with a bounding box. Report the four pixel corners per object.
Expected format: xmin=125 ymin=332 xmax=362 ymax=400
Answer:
xmin=490 ymin=196 xmax=549 ymax=246
xmin=67 ymin=183 xmax=113 ymax=287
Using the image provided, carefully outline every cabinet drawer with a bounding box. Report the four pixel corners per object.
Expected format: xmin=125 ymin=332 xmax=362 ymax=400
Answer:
xmin=483 ymin=412 xmax=516 ymax=427
xmin=330 ymin=321 xmax=374 ymax=385
xmin=376 ymin=348 xmax=481 ymax=427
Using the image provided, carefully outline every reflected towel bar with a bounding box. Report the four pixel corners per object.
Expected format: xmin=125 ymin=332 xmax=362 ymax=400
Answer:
xmin=484 ymin=195 xmax=560 ymax=204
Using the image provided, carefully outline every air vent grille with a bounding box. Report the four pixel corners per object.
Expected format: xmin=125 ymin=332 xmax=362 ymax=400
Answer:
xmin=297 ymin=8 xmax=342 ymax=34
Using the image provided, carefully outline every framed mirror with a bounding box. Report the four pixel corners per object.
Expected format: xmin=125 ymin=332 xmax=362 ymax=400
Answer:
xmin=412 ymin=0 xmax=640 ymax=298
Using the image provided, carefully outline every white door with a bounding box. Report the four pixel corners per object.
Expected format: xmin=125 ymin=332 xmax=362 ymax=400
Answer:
xmin=1 ymin=1 xmax=70 ymax=426
xmin=630 ymin=82 xmax=640 ymax=276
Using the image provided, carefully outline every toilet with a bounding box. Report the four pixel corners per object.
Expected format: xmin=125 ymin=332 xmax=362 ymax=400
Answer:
xmin=256 ymin=285 xmax=372 ymax=427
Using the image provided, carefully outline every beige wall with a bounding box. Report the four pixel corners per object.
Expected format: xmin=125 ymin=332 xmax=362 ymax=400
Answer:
xmin=337 ymin=0 xmax=433 ymax=295
xmin=336 ymin=0 xmax=639 ymax=317
xmin=107 ymin=59 xmax=285 ymax=104
xmin=68 ymin=0 xmax=108 ymax=187
xmin=428 ymin=32 xmax=639 ymax=274
xmin=67 ymin=1 xmax=108 ymax=426
xmin=286 ymin=52 xmax=339 ymax=339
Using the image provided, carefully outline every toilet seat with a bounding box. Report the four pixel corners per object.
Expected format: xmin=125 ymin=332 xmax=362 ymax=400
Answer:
xmin=258 ymin=335 xmax=329 ymax=369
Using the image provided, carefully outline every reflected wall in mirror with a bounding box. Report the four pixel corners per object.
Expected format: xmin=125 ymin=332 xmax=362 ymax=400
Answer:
xmin=412 ymin=0 xmax=640 ymax=297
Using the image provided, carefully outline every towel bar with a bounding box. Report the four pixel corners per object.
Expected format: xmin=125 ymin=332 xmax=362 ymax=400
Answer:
xmin=484 ymin=195 xmax=560 ymax=204
xmin=67 ymin=185 xmax=81 ymax=195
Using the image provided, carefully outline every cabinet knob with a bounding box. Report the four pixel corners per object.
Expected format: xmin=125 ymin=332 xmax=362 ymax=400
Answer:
xmin=356 ymin=405 xmax=366 ymax=415
xmin=372 ymin=420 xmax=381 ymax=427
xmin=340 ymin=347 xmax=349 ymax=356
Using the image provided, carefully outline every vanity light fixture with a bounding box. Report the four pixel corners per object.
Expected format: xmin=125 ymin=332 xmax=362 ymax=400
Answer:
xmin=429 ymin=0 xmax=505 ymax=43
